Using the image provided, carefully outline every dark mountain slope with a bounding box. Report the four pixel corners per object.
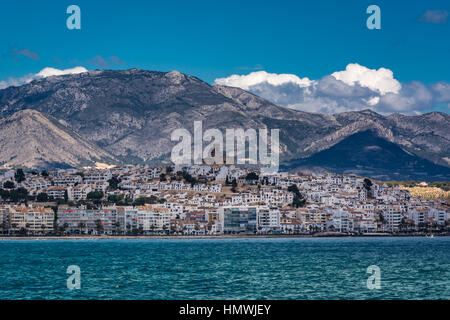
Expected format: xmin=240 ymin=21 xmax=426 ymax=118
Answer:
xmin=283 ymin=130 xmax=450 ymax=181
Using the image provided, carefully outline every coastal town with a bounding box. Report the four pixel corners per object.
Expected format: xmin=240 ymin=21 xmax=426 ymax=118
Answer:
xmin=0 ymin=165 xmax=448 ymax=237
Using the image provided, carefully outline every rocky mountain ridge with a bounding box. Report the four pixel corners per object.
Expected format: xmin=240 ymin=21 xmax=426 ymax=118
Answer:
xmin=0 ymin=69 xmax=448 ymax=180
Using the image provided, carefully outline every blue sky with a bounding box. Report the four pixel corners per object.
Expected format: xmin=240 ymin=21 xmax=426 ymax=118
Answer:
xmin=0 ymin=0 xmax=449 ymax=114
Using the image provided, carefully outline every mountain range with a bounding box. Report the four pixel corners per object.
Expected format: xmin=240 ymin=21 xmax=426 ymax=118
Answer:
xmin=0 ymin=69 xmax=448 ymax=181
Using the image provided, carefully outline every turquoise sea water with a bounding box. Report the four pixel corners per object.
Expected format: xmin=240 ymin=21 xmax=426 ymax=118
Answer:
xmin=0 ymin=237 xmax=448 ymax=300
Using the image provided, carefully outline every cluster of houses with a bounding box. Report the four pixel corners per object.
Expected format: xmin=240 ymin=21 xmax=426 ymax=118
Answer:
xmin=0 ymin=164 xmax=449 ymax=236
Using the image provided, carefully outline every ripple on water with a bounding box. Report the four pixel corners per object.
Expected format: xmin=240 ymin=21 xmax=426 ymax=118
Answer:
xmin=0 ymin=237 xmax=448 ymax=300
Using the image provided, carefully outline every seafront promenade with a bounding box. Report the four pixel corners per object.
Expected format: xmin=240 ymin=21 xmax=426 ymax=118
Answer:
xmin=0 ymin=233 xmax=446 ymax=240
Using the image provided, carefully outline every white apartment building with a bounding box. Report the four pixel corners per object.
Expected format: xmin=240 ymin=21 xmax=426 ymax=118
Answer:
xmin=53 ymin=175 xmax=83 ymax=186
xmin=383 ymin=206 xmax=403 ymax=231
xmin=257 ymin=206 xmax=281 ymax=232
xmin=8 ymin=205 xmax=54 ymax=234
xmin=137 ymin=206 xmax=171 ymax=233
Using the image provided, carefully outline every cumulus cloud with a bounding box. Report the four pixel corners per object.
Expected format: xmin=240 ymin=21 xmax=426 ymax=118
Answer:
xmin=214 ymin=63 xmax=450 ymax=114
xmin=331 ymin=63 xmax=401 ymax=95
xmin=0 ymin=66 xmax=88 ymax=89
xmin=215 ymin=70 xmax=312 ymax=91
xmin=377 ymin=82 xmax=434 ymax=114
xmin=419 ymin=10 xmax=449 ymax=24
xmin=431 ymin=82 xmax=450 ymax=102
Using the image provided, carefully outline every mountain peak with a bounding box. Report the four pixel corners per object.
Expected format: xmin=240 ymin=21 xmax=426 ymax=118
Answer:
xmin=165 ymin=70 xmax=185 ymax=84
xmin=0 ymin=110 xmax=116 ymax=169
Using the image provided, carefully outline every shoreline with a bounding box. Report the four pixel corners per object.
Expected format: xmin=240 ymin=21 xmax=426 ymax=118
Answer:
xmin=0 ymin=233 xmax=447 ymax=240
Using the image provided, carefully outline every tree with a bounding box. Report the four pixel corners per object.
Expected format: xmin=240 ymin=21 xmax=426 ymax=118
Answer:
xmin=363 ymin=178 xmax=373 ymax=197
xmin=95 ymin=219 xmax=104 ymax=235
xmin=0 ymin=189 xmax=10 ymax=200
xmin=78 ymin=222 xmax=86 ymax=234
xmin=18 ymin=227 xmax=28 ymax=236
xmin=108 ymin=177 xmax=120 ymax=190
xmin=114 ymin=221 xmax=121 ymax=235
xmin=63 ymin=223 xmax=69 ymax=235
xmin=378 ymin=213 xmax=387 ymax=231
xmin=170 ymin=224 xmax=176 ymax=235
xmin=3 ymin=181 xmax=15 ymax=189
xmin=288 ymin=184 xmax=306 ymax=208
xmin=288 ymin=184 xmax=300 ymax=194
xmin=108 ymin=194 xmax=124 ymax=204
xmin=133 ymin=197 xmax=147 ymax=206
xmin=180 ymin=171 xmax=197 ymax=186
xmin=87 ymin=191 xmax=104 ymax=200
xmin=231 ymin=178 xmax=238 ymax=193
xmin=0 ymin=222 xmax=9 ymax=235
xmin=245 ymin=172 xmax=259 ymax=181
xmin=160 ymin=173 xmax=167 ymax=182
xmin=37 ymin=193 xmax=49 ymax=202
xmin=292 ymin=194 xmax=306 ymax=208
xmin=132 ymin=196 xmax=161 ymax=206
xmin=51 ymin=206 xmax=58 ymax=233
xmin=10 ymin=187 xmax=28 ymax=202
xmin=15 ymin=169 xmax=25 ymax=183
xmin=41 ymin=170 xmax=49 ymax=177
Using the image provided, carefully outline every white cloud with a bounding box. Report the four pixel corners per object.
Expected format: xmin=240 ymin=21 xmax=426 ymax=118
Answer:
xmin=215 ymin=70 xmax=312 ymax=91
xmin=367 ymin=96 xmax=380 ymax=106
xmin=331 ymin=63 xmax=401 ymax=95
xmin=36 ymin=66 xmax=87 ymax=78
xmin=0 ymin=66 xmax=88 ymax=89
xmin=214 ymin=63 xmax=449 ymax=114
xmin=432 ymin=82 xmax=450 ymax=102
xmin=377 ymin=82 xmax=434 ymax=114
xmin=0 ymin=73 xmax=34 ymax=89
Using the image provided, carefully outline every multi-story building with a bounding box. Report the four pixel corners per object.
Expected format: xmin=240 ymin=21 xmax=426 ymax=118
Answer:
xmin=83 ymin=170 xmax=112 ymax=183
xmin=218 ymin=206 xmax=257 ymax=234
xmin=68 ymin=185 xmax=91 ymax=201
xmin=137 ymin=205 xmax=171 ymax=234
xmin=256 ymin=206 xmax=280 ymax=232
xmin=327 ymin=209 xmax=353 ymax=233
xmin=53 ymin=175 xmax=83 ymax=186
xmin=0 ymin=206 xmax=7 ymax=234
xmin=41 ymin=186 xmax=70 ymax=200
xmin=8 ymin=205 xmax=54 ymax=234
xmin=57 ymin=208 xmax=114 ymax=235
xmin=383 ymin=206 xmax=403 ymax=231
